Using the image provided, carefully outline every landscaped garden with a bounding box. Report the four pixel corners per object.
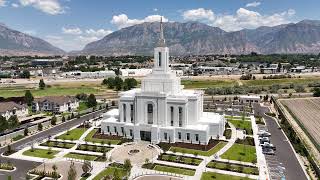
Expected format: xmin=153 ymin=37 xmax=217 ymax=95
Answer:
xmin=158 ymin=153 xmax=202 ymax=166
xmin=143 ymin=163 xmax=196 ymax=176
xmin=225 ymin=116 xmax=251 ymax=121
xmin=167 ymin=141 xmax=227 ymax=156
xmin=40 ymin=141 xmax=76 ymax=149
xmin=206 ymin=160 xmax=259 ymax=175
xmin=228 ymin=120 xmax=253 ymax=135
xmin=93 ymin=166 xmax=128 ymax=180
xmin=84 ymin=128 xmax=127 ymax=145
xmin=64 ymin=152 xmax=106 ymax=162
xmin=55 ymin=127 xmax=88 ymax=141
xmin=201 ymin=171 xmax=251 ymax=180
xmin=221 ymin=143 xmax=257 ymax=163
xmin=76 ymin=144 xmax=113 ymax=153
xmin=0 ymin=162 xmax=15 ymax=170
xmin=23 ymin=148 xmax=59 ymax=159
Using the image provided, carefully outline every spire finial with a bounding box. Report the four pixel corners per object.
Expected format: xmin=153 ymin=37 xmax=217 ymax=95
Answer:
xmin=158 ymin=16 xmax=166 ymax=47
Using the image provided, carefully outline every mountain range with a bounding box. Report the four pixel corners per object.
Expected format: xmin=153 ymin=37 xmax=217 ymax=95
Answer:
xmin=0 ymin=24 xmax=64 ymax=56
xmin=80 ymin=20 xmax=320 ymax=56
xmin=2 ymin=20 xmax=320 ymax=56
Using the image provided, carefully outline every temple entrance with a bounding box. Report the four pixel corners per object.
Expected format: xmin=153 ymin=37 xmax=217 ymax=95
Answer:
xmin=140 ymin=131 xmax=151 ymax=141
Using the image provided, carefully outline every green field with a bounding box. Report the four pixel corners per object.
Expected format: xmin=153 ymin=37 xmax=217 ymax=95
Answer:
xmin=64 ymin=152 xmax=99 ymax=161
xmin=201 ymin=171 xmax=251 ymax=180
xmin=23 ymin=148 xmax=59 ymax=159
xmin=85 ymin=129 xmax=121 ymax=144
xmin=228 ymin=120 xmax=253 ymax=135
xmin=241 ymin=77 xmax=320 ymax=87
xmin=221 ymin=143 xmax=257 ymax=163
xmin=153 ymin=164 xmax=195 ymax=176
xmin=182 ymin=80 xmax=237 ymax=89
xmin=93 ymin=167 xmax=128 ymax=180
xmin=169 ymin=142 xmax=227 ymax=156
xmin=56 ymin=128 xmax=88 ymax=141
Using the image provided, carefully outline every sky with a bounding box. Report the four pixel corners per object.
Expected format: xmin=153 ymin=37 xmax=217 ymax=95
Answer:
xmin=0 ymin=0 xmax=319 ymax=52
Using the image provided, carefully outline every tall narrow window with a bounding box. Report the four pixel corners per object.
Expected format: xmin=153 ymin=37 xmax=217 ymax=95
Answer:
xmin=158 ymin=52 xmax=162 ymax=67
xmin=178 ymin=107 xmax=183 ymax=127
xmin=186 ymin=133 xmax=190 ymax=141
xmin=170 ymin=106 xmax=174 ymax=126
xmin=130 ymin=104 xmax=134 ymax=123
xmin=123 ymin=104 xmax=126 ymax=122
xmin=147 ymin=104 xmax=153 ymax=124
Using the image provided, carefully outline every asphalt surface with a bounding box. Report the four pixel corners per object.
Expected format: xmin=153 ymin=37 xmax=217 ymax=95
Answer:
xmin=0 ymin=109 xmax=107 ymax=179
xmin=253 ymin=103 xmax=308 ymax=180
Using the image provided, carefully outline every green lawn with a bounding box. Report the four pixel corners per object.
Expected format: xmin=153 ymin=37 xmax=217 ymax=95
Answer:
xmin=77 ymin=102 xmax=89 ymax=112
xmin=153 ymin=164 xmax=195 ymax=176
xmin=77 ymin=144 xmax=113 ymax=152
xmin=169 ymin=142 xmax=227 ymax=156
xmin=159 ymin=154 xmax=202 ymax=165
xmin=182 ymin=80 xmax=237 ymax=89
xmin=12 ymin=134 xmax=25 ymax=141
xmin=225 ymin=116 xmax=251 ymax=121
xmin=56 ymin=128 xmax=87 ymax=140
xmin=23 ymin=148 xmax=59 ymax=159
xmin=228 ymin=120 xmax=253 ymax=135
xmin=93 ymin=167 xmax=128 ymax=180
xmin=64 ymin=153 xmax=99 ymax=161
xmin=207 ymin=161 xmax=259 ymax=175
xmin=40 ymin=141 xmax=76 ymax=149
xmin=85 ymin=129 xmax=121 ymax=145
xmin=221 ymin=143 xmax=257 ymax=163
xmin=0 ymin=86 xmax=103 ymax=98
xmin=201 ymin=171 xmax=251 ymax=180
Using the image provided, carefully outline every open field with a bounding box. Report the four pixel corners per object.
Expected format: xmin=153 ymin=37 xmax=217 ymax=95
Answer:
xmin=182 ymin=79 xmax=237 ymax=89
xmin=280 ymin=98 xmax=320 ymax=149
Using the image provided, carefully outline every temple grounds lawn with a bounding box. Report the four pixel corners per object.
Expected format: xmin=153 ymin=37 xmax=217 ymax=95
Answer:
xmin=206 ymin=161 xmax=259 ymax=175
xmin=225 ymin=116 xmax=251 ymax=121
xmin=64 ymin=152 xmax=99 ymax=161
xmin=40 ymin=141 xmax=76 ymax=149
xmin=153 ymin=164 xmax=196 ymax=176
xmin=56 ymin=128 xmax=87 ymax=141
xmin=22 ymin=148 xmax=59 ymax=159
xmin=93 ymin=167 xmax=128 ymax=180
xmin=158 ymin=154 xmax=202 ymax=165
xmin=228 ymin=120 xmax=253 ymax=135
xmin=221 ymin=143 xmax=257 ymax=163
xmin=169 ymin=142 xmax=227 ymax=156
xmin=201 ymin=171 xmax=251 ymax=180
xmin=84 ymin=129 xmax=121 ymax=145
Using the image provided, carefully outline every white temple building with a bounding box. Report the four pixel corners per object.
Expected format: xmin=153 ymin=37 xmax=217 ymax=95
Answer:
xmin=101 ymin=19 xmax=225 ymax=145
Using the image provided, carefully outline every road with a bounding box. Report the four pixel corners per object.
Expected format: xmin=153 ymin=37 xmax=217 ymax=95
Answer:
xmin=253 ymin=103 xmax=308 ymax=180
xmin=0 ymin=109 xmax=107 ymax=179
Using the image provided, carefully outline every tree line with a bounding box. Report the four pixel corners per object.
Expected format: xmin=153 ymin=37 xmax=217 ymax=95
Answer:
xmin=102 ymin=77 xmax=138 ymax=91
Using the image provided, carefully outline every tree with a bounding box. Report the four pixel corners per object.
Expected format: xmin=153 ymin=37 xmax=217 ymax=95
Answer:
xmin=19 ymin=70 xmax=30 ymax=79
xmin=8 ymin=115 xmax=19 ymax=129
xmin=313 ymin=87 xmax=320 ymax=97
xmin=24 ymin=127 xmax=28 ymax=136
xmin=82 ymin=160 xmax=92 ymax=176
xmin=24 ymin=90 xmax=34 ymax=106
xmin=51 ymin=116 xmax=57 ymax=125
xmin=52 ymin=164 xmax=59 ymax=179
xmin=102 ymin=77 xmax=115 ymax=89
xmin=37 ymin=123 xmax=43 ymax=131
xmin=114 ymin=76 xmax=123 ymax=91
xmin=0 ymin=115 xmax=8 ymax=133
xmin=39 ymin=79 xmax=46 ymax=90
xmin=67 ymin=162 xmax=77 ymax=180
xmin=62 ymin=116 xmax=66 ymax=122
xmin=123 ymin=78 xmax=137 ymax=90
xmin=75 ymin=93 xmax=88 ymax=101
xmin=113 ymin=168 xmax=120 ymax=180
xmin=87 ymin=94 xmax=97 ymax=108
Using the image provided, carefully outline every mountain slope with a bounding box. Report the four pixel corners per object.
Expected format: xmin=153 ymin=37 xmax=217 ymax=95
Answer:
xmin=80 ymin=20 xmax=320 ymax=56
xmin=0 ymin=24 xmax=64 ymax=56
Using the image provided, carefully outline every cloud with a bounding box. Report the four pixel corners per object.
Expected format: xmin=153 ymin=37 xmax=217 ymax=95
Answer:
xmin=0 ymin=0 xmax=6 ymax=7
xmin=181 ymin=8 xmax=295 ymax=32
xmin=246 ymin=1 xmax=261 ymax=7
xmin=153 ymin=8 xmax=158 ymax=12
xmin=111 ymin=14 xmax=168 ymax=29
xmin=11 ymin=3 xmax=19 ymax=8
xmin=62 ymin=27 xmax=82 ymax=35
xmin=182 ymin=8 xmax=215 ymax=21
xmin=85 ymin=29 xmax=112 ymax=38
xmin=19 ymin=0 xmax=64 ymax=15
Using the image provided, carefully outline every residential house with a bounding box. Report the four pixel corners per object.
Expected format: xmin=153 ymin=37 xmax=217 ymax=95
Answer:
xmin=32 ymin=96 xmax=79 ymax=113
xmin=0 ymin=101 xmax=28 ymax=120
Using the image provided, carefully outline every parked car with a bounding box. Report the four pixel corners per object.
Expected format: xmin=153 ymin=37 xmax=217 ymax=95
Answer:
xmin=259 ymin=137 xmax=270 ymax=143
xmin=262 ymin=148 xmax=275 ymax=155
xmin=258 ymin=130 xmax=271 ymax=137
xmin=261 ymin=142 xmax=276 ymax=150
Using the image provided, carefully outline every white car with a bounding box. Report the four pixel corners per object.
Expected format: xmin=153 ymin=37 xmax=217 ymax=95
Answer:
xmin=258 ymin=130 xmax=271 ymax=137
xmin=261 ymin=142 xmax=276 ymax=150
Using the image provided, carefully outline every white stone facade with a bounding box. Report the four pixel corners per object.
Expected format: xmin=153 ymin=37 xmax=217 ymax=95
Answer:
xmin=101 ymin=20 xmax=225 ymax=145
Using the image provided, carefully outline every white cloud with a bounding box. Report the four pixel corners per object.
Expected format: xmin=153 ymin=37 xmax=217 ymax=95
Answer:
xmin=153 ymin=8 xmax=158 ymax=12
xmin=11 ymin=3 xmax=19 ymax=8
xmin=0 ymin=0 xmax=7 ymax=7
xmin=246 ymin=1 xmax=261 ymax=7
xmin=181 ymin=8 xmax=295 ymax=32
xmin=62 ymin=27 xmax=82 ymax=35
xmin=182 ymin=8 xmax=215 ymax=21
xmin=111 ymin=14 xmax=168 ymax=29
xmin=19 ymin=0 xmax=64 ymax=15
xmin=85 ymin=29 xmax=112 ymax=38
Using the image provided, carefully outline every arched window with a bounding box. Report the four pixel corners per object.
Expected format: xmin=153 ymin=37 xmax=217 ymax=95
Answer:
xmin=158 ymin=52 xmax=162 ymax=67
xmin=123 ymin=104 xmax=126 ymax=122
xmin=170 ymin=106 xmax=174 ymax=126
xmin=178 ymin=107 xmax=183 ymax=127
xmin=147 ymin=104 xmax=153 ymax=124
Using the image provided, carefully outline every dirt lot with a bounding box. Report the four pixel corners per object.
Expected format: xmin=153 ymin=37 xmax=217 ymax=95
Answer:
xmin=279 ymin=98 xmax=320 ymax=147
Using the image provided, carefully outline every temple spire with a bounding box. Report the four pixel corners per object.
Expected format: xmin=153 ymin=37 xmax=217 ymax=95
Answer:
xmin=157 ymin=16 xmax=166 ymax=47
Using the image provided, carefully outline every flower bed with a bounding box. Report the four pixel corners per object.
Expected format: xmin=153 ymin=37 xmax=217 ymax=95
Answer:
xmin=76 ymin=144 xmax=113 ymax=153
xmin=85 ymin=128 xmax=133 ymax=145
xmin=40 ymin=141 xmax=76 ymax=149
xmin=158 ymin=153 xmax=202 ymax=166
xmin=142 ymin=163 xmax=195 ymax=176
xmin=29 ymin=169 xmax=61 ymax=179
xmin=0 ymin=163 xmax=14 ymax=170
xmin=158 ymin=139 xmax=223 ymax=152
xmin=235 ymin=137 xmax=255 ymax=146
xmin=207 ymin=160 xmax=259 ymax=175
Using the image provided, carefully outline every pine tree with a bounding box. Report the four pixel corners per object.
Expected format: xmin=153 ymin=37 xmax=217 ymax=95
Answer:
xmin=39 ymin=79 xmax=46 ymax=90
xmin=0 ymin=115 xmax=8 ymax=132
xmin=24 ymin=90 xmax=34 ymax=106
xmin=87 ymin=94 xmax=97 ymax=108
xmin=67 ymin=162 xmax=77 ymax=180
